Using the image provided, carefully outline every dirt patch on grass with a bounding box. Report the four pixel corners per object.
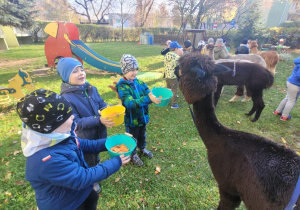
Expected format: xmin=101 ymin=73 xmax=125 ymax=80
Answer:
xmin=0 ymin=58 xmax=40 ymax=69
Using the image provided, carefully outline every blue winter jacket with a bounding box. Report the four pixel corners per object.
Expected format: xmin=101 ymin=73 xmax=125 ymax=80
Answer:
xmin=23 ymin=123 xmax=121 ymax=210
xmin=60 ymin=82 xmax=108 ymax=140
xmin=288 ymin=57 xmax=300 ymax=86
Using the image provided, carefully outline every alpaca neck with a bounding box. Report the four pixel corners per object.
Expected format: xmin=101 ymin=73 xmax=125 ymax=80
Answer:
xmin=192 ymin=93 xmax=225 ymax=149
xmin=251 ymin=46 xmax=258 ymax=54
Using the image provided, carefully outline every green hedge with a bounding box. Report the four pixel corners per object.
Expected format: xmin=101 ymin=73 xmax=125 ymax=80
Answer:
xmin=279 ymin=21 xmax=300 ymax=28
xmin=36 ymin=21 xmax=300 ymax=48
xmin=75 ymin=25 xmax=179 ymax=42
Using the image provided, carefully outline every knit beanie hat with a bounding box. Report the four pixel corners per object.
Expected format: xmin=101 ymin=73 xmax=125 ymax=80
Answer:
xmin=16 ymin=89 xmax=73 ymax=134
xmin=184 ymin=40 xmax=192 ymax=48
xmin=57 ymin=57 xmax=83 ymax=83
xmin=120 ymin=54 xmax=139 ymax=75
xmin=207 ymin=38 xmax=215 ymax=45
xmin=215 ymin=38 xmax=223 ymax=46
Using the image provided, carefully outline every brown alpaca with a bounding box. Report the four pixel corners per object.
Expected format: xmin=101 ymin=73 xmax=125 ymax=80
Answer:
xmin=178 ymin=53 xmax=300 ymax=209
xmin=248 ymin=40 xmax=279 ymax=76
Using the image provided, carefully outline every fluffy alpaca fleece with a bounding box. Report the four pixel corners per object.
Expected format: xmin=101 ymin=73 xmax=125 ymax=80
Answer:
xmin=248 ymin=40 xmax=279 ymax=76
xmin=178 ymin=53 xmax=300 ymax=210
xmin=201 ymin=45 xmax=267 ymax=68
xmin=182 ymin=52 xmax=274 ymax=122
xmin=202 ymin=45 xmax=268 ymax=103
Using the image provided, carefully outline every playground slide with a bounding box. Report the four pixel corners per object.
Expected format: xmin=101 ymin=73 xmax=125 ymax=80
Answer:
xmin=70 ymin=40 xmax=122 ymax=74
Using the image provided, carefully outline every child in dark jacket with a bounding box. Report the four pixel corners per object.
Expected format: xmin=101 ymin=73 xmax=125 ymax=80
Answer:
xmin=57 ymin=58 xmax=113 ymax=164
xmin=57 ymin=57 xmax=114 ymax=192
xmin=16 ymin=89 xmax=130 ymax=210
xmin=116 ymin=54 xmax=161 ymax=166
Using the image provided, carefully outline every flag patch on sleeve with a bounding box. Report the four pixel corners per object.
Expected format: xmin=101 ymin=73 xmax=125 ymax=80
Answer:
xmin=42 ymin=155 xmax=51 ymax=162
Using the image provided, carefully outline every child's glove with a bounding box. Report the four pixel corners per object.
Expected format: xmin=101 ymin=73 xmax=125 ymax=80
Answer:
xmin=148 ymin=92 xmax=161 ymax=104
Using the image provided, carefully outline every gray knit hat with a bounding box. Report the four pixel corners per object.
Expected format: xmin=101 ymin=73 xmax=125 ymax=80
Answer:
xmin=215 ymin=38 xmax=223 ymax=46
xmin=120 ymin=54 xmax=139 ymax=75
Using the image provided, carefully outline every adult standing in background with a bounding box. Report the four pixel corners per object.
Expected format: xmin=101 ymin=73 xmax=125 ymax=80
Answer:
xmin=183 ymin=40 xmax=193 ymax=54
xmin=161 ymin=40 xmax=172 ymax=55
xmin=235 ymin=38 xmax=250 ymax=55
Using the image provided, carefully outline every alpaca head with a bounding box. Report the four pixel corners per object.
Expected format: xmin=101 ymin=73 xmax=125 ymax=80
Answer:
xmin=178 ymin=53 xmax=220 ymax=104
xmin=248 ymin=40 xmax=258 ymax=49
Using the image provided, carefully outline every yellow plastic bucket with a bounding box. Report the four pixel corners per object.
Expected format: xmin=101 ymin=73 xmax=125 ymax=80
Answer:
xmin=101 ymin=105 xmax=125 ymax=127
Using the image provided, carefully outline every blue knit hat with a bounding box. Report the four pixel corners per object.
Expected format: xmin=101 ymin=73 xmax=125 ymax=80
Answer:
xmin=57 ymin=57 xmax=83 ymax=83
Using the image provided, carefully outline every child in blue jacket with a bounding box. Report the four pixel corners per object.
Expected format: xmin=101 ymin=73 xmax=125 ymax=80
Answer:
xmin=57 ymin=57 xmax=113 ymax=191
xmin=16 ymin=89 xmax=130 ymax=210
xmin=116 ymin=54 xmax=161 ymax=166
xmin=274 ymin=56 xmax=300 ymax=121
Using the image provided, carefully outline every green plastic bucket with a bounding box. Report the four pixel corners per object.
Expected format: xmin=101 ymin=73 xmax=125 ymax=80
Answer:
xmin=151 ymin=87 xmax=173 ymax=107
xmin=105 ymin=134 xmax=136 ymax=158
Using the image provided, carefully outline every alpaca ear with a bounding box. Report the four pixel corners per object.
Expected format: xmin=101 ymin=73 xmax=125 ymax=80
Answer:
xmin=190 ymin=65 xmax=206 ymax=79
xmin=213 ymin=64 xmax=231 ymax=75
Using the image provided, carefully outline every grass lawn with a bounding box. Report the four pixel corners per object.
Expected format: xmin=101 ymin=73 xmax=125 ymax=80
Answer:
xmin=0 ymin=42 xmax=299 ymax=209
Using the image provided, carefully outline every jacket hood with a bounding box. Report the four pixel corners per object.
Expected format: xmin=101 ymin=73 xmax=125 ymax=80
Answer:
xmin=21 ymin=123 xmax=70 ymax=157
xmin=214 ymin=46 xmax=224 ymax=53
xmin=294 ymin=57 xmax=300 ymax=65
xmin=60 ymin=82 xmax=90 ymax=95
xmin=116 ymin=77 xmax=136 ymax=86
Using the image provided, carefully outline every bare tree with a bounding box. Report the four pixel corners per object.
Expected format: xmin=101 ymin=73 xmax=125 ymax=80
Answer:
xmin=153 ymin=3 xmax=171 ymax=27
xmin=169 ymin=0 xmax=189 ymax=34
xmin=70 ymin=0 xmax=114 ymax=23
xmin=135 ymin=0 xmax=155 ymax=27
xmin=36 ymin=0 xmax=70 ymax=22
xmin=71 ymin=0 xmax=92 ymax=23
xmin=90 ymin=0 xmax=114 ymax=23
xmin=169 ymin=0 xmax=226 ymax=32
xmin=114 ymin=0 xmax=135 ymax=41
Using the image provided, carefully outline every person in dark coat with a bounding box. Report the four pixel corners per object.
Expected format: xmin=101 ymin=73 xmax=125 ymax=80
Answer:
xmin=161 ymin=40 xmax=172 ymax=55
xmin=183 ymin=40 xmax=192 ymax=54
xmin=57 ymin=57 xmax=114 ymax=192
xmin=235 ymin=38 xmax=250 ymax=54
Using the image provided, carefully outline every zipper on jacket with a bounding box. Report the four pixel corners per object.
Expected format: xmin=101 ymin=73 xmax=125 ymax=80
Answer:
xmin=133 ymin=81 xmax=147 ymax=124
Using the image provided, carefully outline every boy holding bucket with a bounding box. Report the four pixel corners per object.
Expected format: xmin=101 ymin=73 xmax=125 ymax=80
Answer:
xmin=16 ymin=89 xmax=130 ymax=210
xmin=116 ymin=54 xmax=161 ymax=166
xmin=57 ymin=57 xmax=114 ymax=192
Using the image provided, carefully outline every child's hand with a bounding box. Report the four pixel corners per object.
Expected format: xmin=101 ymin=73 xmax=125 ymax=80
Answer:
xmin=98 ymin=110 xmax=115 ymax=128
xmin=100 ymin=116 xmax=115 ymax=128
xmin=148 ymin=92 xmax=161 ymax=104
xmin=119 ymin=154 xmax=131 ymax=166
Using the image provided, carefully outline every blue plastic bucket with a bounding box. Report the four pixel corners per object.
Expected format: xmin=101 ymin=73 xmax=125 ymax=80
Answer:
xmin=151 ymin=87 xmax=173 ymax=107
xmin=105 ymin=134 xmax=136 ymax=158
